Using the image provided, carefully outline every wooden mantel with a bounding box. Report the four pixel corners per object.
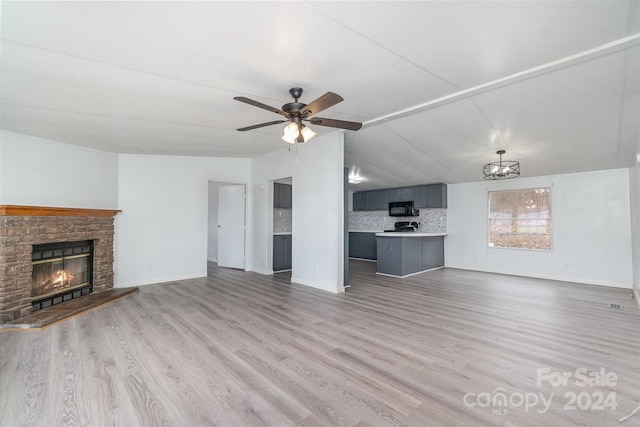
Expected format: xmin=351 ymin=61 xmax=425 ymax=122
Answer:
xmin=0 ymin=205 xmax=121 ymax=217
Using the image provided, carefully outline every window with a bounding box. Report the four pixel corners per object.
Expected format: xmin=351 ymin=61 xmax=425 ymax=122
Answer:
xmin=488 ymin=188 xmax=551 ymax=250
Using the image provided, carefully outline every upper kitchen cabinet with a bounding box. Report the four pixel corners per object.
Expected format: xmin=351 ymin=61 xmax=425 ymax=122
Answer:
xmin=274 ymin=183 xmax=292 ymax=209
xmin=353 ymin=189 xmax=389 ymax=211
xmin=427 ymin=183 xmax=447 ymax=208
xmin=414 ymin=183 xmax=447 ymax=208
xmin=367 ymin=189 xmax=389 ymax=210
xmin=388 ymin=187 xmax=415 ymax=202
xmin=353 ymin=191 xmax=368 ymax=211
xmin=353 ymin=184 xmax=447 ymax=211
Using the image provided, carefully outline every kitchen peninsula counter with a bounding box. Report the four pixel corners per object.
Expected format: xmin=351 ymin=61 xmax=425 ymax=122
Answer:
xmin=375 ymin=232 xmax=446 ymax=277
xmin=376 ymin=232 xmax=446 ymax=238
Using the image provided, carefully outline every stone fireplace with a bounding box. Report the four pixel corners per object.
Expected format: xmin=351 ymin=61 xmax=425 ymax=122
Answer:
xmin=0 ymin=205 xmax=121 ymax=323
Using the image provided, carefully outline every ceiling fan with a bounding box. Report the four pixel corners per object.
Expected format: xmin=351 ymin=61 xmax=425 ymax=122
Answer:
xmin=234 ymin=87 xmax=362 ymax=144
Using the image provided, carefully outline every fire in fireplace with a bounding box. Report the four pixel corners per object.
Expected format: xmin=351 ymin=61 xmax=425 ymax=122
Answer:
xmin=31 ymin=241 xmax=93 ymax=311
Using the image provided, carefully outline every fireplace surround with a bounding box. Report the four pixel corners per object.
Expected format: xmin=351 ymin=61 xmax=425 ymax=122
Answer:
xmin=0 ymin=205 xmax=120 ymax=323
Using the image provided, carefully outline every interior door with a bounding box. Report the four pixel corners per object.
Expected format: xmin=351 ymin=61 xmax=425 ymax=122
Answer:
xmin=217 ymin=184 xmax=245 ymax=269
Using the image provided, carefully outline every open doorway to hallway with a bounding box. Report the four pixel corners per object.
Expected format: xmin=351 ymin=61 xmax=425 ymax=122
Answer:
xmin=207 ymin=181 xmax=246 ymax=270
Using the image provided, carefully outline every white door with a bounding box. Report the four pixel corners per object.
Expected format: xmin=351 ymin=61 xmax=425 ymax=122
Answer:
xmin=217 ymin=184 xmax=245 ymax=269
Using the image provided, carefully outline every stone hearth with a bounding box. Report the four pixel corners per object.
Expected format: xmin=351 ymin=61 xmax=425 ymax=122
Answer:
xmin=0 ymin=205 xmax=121 ymax=323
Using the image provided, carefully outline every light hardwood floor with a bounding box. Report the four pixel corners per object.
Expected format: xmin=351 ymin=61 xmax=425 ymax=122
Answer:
xmin=1 ymin=261 xmax=639 ymax=426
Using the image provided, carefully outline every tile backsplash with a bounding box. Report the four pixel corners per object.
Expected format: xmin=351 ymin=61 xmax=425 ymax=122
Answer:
xmin=349 ymin=208 xmax=447 ymax=233
xmin=274 ymin=208 xmax=292 ymax=233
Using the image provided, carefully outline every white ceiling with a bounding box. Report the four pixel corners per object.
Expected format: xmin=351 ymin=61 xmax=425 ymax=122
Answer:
xmin=1 ymin=1 xmax=639 ymax=190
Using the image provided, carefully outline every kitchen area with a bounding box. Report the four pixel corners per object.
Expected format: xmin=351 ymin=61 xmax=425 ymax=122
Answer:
xmin=273 ymin=180 xmax=293 ymax=272
xmin=349 ymin=184 xmax=447 ymax=278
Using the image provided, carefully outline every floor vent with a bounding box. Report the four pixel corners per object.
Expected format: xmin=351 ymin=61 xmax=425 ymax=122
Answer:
xmin=608 ymin=303 xmax=623 ymax=310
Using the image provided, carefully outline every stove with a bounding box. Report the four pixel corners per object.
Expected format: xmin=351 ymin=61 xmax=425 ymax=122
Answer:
xmin=384 ymin=221 xmax=420 ymax=232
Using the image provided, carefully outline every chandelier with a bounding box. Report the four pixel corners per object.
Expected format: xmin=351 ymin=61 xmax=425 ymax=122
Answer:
xmin=483 ymin=150 xmax=520 ymax=180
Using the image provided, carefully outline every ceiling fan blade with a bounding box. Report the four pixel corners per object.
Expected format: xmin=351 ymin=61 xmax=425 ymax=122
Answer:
xmin=309 ymin=117 xmax=363 ymax=131
xmin=234 ymin=96 xmax=288 ymax=117
xmin=301 ymin=92 xmax=344 ymax=117
xmin=237 ymin=120 xmax=286 ymax=131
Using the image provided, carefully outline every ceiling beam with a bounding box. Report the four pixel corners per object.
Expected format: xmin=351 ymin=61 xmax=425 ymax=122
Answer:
xmin=363 ymin=33 xmax=640 ymax=129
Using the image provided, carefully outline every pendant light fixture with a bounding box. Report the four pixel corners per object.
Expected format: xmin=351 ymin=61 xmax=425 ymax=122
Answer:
xmin=483 ymin=150 xmax=520 ymax=180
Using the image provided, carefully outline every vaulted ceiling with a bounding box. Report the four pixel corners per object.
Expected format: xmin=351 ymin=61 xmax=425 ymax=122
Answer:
xmin=1 ymin=1 xmax=639 ymax=190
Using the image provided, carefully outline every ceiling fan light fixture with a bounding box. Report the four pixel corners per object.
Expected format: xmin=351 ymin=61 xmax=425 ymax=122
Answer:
xmin=283 ymin=122 xmax=299 ymax=138
xmin=281 ymin=122 xmax=299 ymax=144
xmin=281 ymin=134 xmax=297 ymax=144
xmin=300 ymin=125 xmax=316 ymax=142
xmin=483 ymin=150 xmax=520 ymax=180
xmin=234 ymin=87 xmax=362 ymax=141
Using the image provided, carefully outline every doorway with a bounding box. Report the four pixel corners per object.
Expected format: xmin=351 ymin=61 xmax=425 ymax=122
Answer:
xmin=272 ymin=178 xmax=292 ymax=273
xmin=207 ymin=182 xmax=246 ymax=270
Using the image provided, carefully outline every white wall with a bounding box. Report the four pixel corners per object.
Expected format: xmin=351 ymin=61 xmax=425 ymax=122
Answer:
xmin=249 ymin=134 xmax=345 ymax=292
xmin=630 ymin=156 xmax=640 ymax=298
xmin=0 ymin=130 xmax=118 ymax=208
xmin=0 ymin=135 xmax=3 ymax=202
xmin=446 ymin=168 xmax=633 ymax=288
xmin=115 ymin=154 xmax=250 ymax=287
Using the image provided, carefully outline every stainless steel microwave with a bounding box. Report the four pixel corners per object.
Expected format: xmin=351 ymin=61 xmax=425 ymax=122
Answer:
xmin=389 ymin=201 xmax=420 ymax=217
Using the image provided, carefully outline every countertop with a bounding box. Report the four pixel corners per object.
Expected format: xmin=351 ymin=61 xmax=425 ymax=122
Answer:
xmin=348 ymin=230 xmax=383 ymax=233
xmin=376 ymin=232 xmax=447 ymax=237
xmin=273 ymin=232 xmax=292 ymax=235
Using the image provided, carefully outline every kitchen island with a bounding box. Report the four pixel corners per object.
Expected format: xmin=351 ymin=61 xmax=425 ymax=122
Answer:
xmin=375 ymin=232 xmax=446 ymax=277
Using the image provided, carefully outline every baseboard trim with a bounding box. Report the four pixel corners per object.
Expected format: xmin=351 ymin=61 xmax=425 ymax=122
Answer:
xmin=444 ymin=265 xmax=633 ymax=289
xmin=247 ymin=268 xmax=274 ymax=275
xmin=116 ymin=273 xmax=206 ymax=288
xmin=376 ymin=266 xmax=444 ymax=279
xmin=290 ymin=276 xmax=345 ymax=294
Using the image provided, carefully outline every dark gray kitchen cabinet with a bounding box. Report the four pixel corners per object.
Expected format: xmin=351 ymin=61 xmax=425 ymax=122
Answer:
xmin=349 ymin=232 xmax=377 ymax=260
xmin=354 ymin=190 xmax=388 ymax=211
xmin=427 ymin=183 xmax=447 ymax=208
xmin=362 ymin=232 xmax=377 ymax=259
xmin=414 ymin=186 xmax=430 ymax=208
xmin=274 ymin=183 xmax=292 ymax=209
xmin=367 ymin=189 xmax=388 ymax=211
xmin=401 ymin=187 xmax=415 ymax=202
xmin=377 ymin=234 xmax=444 ymax=277
xmin=421 ymin=235 xmax=444 ymax=270
xmin=387 ymin=188 xmax=401 ymax=202
xmin=353 ymin=192 xmax=367 ymax=211
xmin=376 ymin=236 xmax=422 ymax=276
xmin=388 ymin=187 xmax=415 ymax=202
xmin=353 ymin=184 xmax=446 ymax=211
xmin=273 ymin=234 xmax=292 ymax=271
xmin=413 ymin=184 xmax=448 ymax=208
xmin=349 ymin=232 xmax=363 ymax=257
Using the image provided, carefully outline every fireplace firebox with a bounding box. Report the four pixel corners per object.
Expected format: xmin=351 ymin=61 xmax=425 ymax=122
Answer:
xmin=31 ymin=240 xmax=93 ymax=311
